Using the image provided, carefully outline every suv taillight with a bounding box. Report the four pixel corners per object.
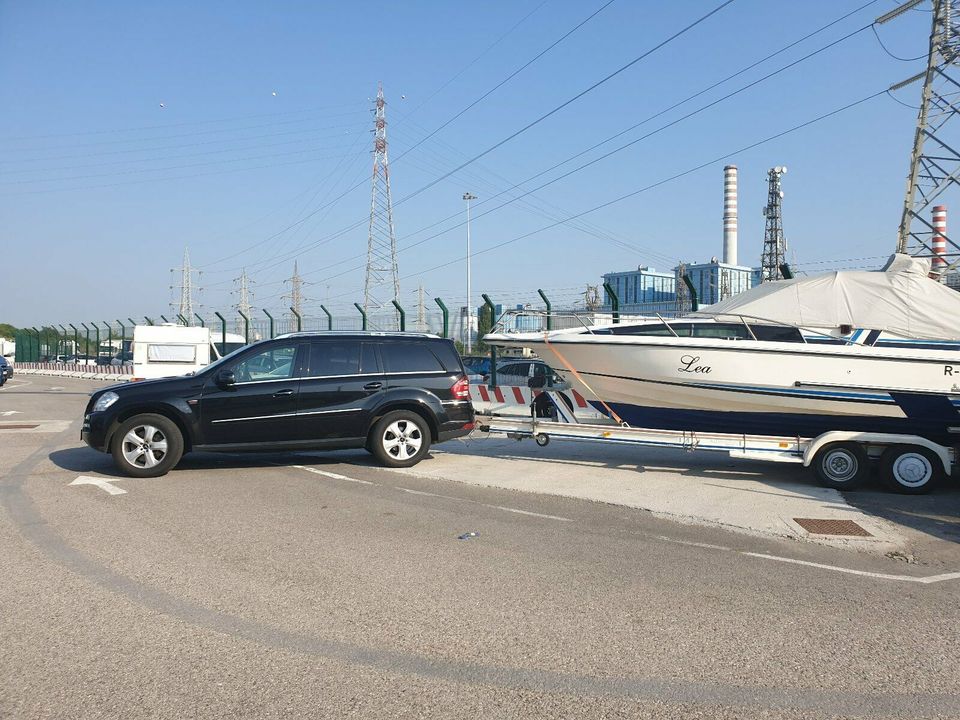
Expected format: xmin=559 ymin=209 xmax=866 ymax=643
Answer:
xmin=451 ymin=375 xmax=470 ymax=400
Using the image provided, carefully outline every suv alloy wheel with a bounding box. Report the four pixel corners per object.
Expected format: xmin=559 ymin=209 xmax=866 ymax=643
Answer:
xmin=370 ymin=410 xmax=431 ymax=468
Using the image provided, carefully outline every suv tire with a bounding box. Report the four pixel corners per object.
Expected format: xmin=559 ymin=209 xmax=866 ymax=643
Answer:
xmin=111 ymin=413 xmax=184 ymax=478
xmin=370 ymin=410 xmax=431 ymax=468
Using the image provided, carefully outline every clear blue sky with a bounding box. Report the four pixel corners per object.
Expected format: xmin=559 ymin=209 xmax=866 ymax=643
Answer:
xmin=0 ymin=0 xmax=936 ymax=325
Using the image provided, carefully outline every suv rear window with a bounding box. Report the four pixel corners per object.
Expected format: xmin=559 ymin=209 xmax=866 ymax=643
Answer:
xmin=381 ymin=342 xmax=445 ymax=373
xmin=426 ymin=340 xmax=465 ymax=373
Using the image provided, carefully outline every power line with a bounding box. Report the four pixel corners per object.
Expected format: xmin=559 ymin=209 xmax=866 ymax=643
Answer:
xmin=261 ymin=12 xmax=880 ymax=286
xmin=393 ymin=0 xmax=617 ymax=163
xmin=198 ymin=0 xmax=735 ymax=274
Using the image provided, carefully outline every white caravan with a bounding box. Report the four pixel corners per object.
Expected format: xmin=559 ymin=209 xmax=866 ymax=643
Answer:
xmin=131 ymin=325 xmax=245 ymax=380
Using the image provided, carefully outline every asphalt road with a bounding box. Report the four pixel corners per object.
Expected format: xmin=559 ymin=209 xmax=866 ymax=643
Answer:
xmin=1 ymin=376 xmax=959 ymax=719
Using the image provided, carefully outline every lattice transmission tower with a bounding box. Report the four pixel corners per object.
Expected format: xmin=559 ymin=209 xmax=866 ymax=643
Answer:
xmin=170 ymin=247 xmax=201 ymax=322
xmin=283 ymin=261 xmax=306 ymax=325
xmin=363 ymin=82 xmax=400 ymax=327
xmin=760 ymin=166 xmax=788 ymax=282
xmin=232 ymin=269 xmax=254 ymax=333
xmin=885 ymin=0 xmax=960 ymax=268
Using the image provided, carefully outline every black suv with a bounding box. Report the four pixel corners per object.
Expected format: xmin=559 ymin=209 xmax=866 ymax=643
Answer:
xmin=82 ymin=332 xmax=475 ymax=477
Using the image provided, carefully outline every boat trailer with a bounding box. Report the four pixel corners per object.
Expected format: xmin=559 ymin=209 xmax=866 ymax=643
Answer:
xmin=478 ymin=391 xmax=956 ymax=494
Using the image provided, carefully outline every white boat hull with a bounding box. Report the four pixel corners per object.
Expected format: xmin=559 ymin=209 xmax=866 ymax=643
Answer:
xmin=487 ymin=332 xmax=960 ymax=442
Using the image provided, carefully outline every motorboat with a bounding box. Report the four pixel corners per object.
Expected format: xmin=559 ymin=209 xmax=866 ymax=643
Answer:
xmin=484 ymin=255 xmax=960 ymax=444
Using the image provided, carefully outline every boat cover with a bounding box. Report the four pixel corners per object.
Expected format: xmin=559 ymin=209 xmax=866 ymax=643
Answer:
xmin=693 ymin=254 xmax=960 ymax=340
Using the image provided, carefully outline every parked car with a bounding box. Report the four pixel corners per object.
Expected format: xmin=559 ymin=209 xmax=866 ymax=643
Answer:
xmin=110 ymin=351 xmax=133 ymax=366
xmin=493 ymin=358 xmax=567 ymax=389
xmin=67 ymin=354 xmax=97 ymax=366
xmin=82 ymin=332 xmax=476 ymax=478
xmin=0 ymin=356 xmax=11 ymax=383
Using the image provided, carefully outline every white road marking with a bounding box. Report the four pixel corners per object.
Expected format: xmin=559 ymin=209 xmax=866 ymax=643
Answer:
xmin=396 ymin=486 xmax=572 ymax=522
xmin=69 ymin=475 xmax=126 ymax=496
xmin=742 ymin=552 xmax=960 ymax=585
xmin=0 ymin=410 xmax=23 ymax=416
xmin=290 ymin=465 xmax=374 ymax=485
xmin=0 ymin=420 xmax=71 ymax=433
xmin=658 ymin=534 xmax=960 ymax=584
xmin=49 ymin=386 xmax=64 ymax=391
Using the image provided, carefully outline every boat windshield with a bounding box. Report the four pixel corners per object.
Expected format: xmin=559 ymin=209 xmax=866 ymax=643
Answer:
xmin=591 ymin=322 xmax=804 ymax=342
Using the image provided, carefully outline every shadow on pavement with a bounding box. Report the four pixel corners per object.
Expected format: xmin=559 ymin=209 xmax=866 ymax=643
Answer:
xmin=844 ymin=483 xmax=960 ymax=547
xmin=48 ymin=447 xmax=123 ymax=476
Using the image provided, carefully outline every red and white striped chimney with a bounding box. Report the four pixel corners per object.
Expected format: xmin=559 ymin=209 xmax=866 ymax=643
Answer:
xmin=723 ymin=165 xmax=737 ymax=265
xmin=932 ymin=205 xmax=947 ymax=274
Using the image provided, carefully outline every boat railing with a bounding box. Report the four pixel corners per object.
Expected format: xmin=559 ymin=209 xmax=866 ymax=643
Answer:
xmin=490 ymin=309 xmax=664 ymax=335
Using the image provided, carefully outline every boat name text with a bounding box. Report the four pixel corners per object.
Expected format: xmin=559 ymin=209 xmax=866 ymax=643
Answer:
xmin=678 ymin=355 xmax=712 ymax=374
xmin=946 ymin=365 xmax=956 ymax=376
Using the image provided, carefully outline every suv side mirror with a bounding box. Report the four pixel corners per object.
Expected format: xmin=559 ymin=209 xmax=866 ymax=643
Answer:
xmin=216 ymin=370 xmax=236 ymax=387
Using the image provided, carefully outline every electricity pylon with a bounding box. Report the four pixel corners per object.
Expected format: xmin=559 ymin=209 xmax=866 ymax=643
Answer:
xmin=883 ymin=0 xmax=960 ymax=267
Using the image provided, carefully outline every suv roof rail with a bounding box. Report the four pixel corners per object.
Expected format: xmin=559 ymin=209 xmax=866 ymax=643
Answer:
xmin=274 ymin=330 xmax=441 ymax=340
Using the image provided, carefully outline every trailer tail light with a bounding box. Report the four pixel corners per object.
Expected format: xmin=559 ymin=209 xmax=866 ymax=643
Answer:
xmin=451 ymin=375 xmax=470 ymax=400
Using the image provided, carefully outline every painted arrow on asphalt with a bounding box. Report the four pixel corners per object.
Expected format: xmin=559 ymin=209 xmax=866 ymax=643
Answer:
xmin=69 ymin=475 xmax=126 ymax=496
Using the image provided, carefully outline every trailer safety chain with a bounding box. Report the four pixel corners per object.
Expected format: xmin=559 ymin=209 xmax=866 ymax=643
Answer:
xmin=543 ymin=333 xmax=628 ymax=427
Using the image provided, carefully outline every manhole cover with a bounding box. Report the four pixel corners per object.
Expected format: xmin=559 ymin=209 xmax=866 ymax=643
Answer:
xmin=793 ymin=518 xmax=872 ymax=537
xmin=0 ymin=424 xmax=39 ymax=430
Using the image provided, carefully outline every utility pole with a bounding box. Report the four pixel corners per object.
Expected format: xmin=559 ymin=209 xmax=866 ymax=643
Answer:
xmin=170 ymin=247 xmax=200 ymax=322
xmin=463 ymin=192 xmax=477 ymax=352
xmin=363 ymin=82 xmax=401 ymax=328
xmin=283 ymin=261 xmax=305 ymax=326
xmin=760 ymin=167 xmax=788 ymax=282
xmin=880 ymin=0 xmax=960 ymax=266
xmin=233 ymin=268 xmax=254 ymax=334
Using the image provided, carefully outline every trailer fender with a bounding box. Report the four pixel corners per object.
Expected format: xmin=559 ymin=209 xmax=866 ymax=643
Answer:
xmin=803 ymin=431 xmax=952 ymax=475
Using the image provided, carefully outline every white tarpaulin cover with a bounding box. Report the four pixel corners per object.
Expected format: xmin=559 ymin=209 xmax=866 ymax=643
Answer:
xmin=694 ymin=254 xmax=960 ymax=340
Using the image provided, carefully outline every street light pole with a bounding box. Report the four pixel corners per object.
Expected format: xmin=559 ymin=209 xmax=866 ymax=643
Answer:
xmin=463 ymin=192 xmax=477 ymax=353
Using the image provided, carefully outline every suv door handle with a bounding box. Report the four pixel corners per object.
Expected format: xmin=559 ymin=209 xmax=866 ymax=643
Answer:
xmin=363 ymin=381 xmax=383 ymax=390
xmin=273 ymin=388 xmax=295 ymax=397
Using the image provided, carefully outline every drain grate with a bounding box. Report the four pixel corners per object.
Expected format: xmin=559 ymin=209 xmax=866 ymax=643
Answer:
xmin=793 ymin=518 xmax=872 ymax=537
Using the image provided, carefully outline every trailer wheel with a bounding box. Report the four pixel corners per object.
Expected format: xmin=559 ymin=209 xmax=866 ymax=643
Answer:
xmin=535 ymin=433 xmax=550 ymax=447
xmin=880 ymin=445 xmax=942 ymax=495
xmin=811 ymin=442 xmax=869 ymax=491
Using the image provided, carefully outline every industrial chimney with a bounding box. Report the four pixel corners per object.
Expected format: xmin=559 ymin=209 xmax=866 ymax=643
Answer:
xmin=723 ymin=165 xmax=738 ymax=265
xmin=932 ymin=205 xmax=947 ymax=276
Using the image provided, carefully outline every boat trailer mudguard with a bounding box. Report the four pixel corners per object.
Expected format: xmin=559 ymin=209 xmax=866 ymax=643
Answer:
xmin=802 ymin=431 xmax=953 ymax=475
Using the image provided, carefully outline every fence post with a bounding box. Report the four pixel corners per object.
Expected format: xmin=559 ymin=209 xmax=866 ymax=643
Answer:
xmin=128 ymin=318 xmax=137 ymax=330
xmin=144 ymin=317 xmax=153 ymax=326
xmin=537 ymin=289 xmax=552 ymax=331
xmin=263 ymin=309 xmax=274 ymax=339
xmin=177 ymin=313 xmax=188 ymax=326
xmin=80 ymin=323 xmax=90 ymax=358
xmin=194 ymin=313 xmax=205 ymax=327
xmin=353 ymin=303 xmax=367 ymax=331
xmin=779 ymin=263 xmax=793 ymax=279
xmin=603 ymin=282 xmax=620 ymax=324
xmin=69 ymin=324 xmax=79 ymax=361
xmin=290 ymin=307 xmax=302 ymax=332
xmin=160 ymin=315 xmax=170 ymax=323
xmin=681 ymin=274 xmax=699 ymax=312
xmin=238 ymin=310 xmax=250 ymax=345
xmin=434 ymin=298 xmax=449 ymax=338
xmin=320 ymin=305 xmax=333 ymax=331
xmin=481 ymin=294 xmax=497 ymax=388
xmin=92 ymin=323 xmax=100 ymax=362
xmin=214 ymin=312 xmax=227 ymax=356
xmin=103 ymin=322 xmax=112 ymax=361
xmin=116 ymin=320 xmax=125 ymax=354
xmin=32 ymin=327 xmax=41 ymax=361
xmin=391 ymin=300 xmax=406 ymax=332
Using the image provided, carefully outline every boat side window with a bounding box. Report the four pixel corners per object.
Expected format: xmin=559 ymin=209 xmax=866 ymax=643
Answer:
xmin=689 ymin=324 xmax=748 ymax=340
xmin=607 ymin=323 xmax=691 ymax=336
xmin=748 ymin=325 xmax=804 ymax=343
